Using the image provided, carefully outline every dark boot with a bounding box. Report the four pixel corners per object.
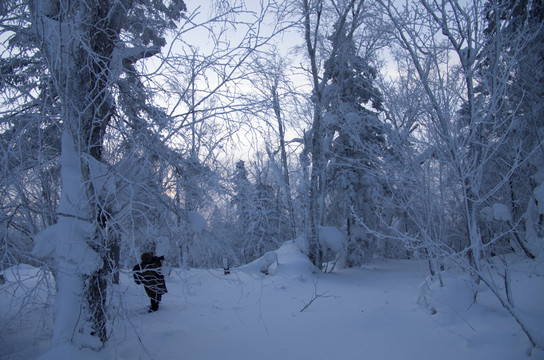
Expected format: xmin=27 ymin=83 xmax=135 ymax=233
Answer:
xmin=149 ymin=292 xmax=161 ymax=312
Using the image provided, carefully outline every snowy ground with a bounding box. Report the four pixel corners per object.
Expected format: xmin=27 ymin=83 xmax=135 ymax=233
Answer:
xmin=1 ymin=242 xmax=544 ymax=360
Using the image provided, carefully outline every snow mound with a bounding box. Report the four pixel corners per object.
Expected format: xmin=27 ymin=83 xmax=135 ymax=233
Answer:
xmin=241 ymin=241 xmax=317 ymax=278
xmin=1 ymin=264 xmax=43 ymax=283
xmin=417 ymin=273 xmax=477 ymax=316
xmin=241 ymin=250 xmax=279 ymax=275
xmin=274 ymin=241 xmax=319 ymax=276
xmin=480 ymin=203 xmax=512 ymax=222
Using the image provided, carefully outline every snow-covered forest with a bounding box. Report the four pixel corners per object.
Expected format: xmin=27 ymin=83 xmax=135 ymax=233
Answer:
xmin=1 ymin=0 xmax=543 ymax=358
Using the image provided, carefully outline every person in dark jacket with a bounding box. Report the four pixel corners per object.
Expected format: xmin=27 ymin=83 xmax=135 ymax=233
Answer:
xmin=133 ymin=252 xmax=168 ymax=312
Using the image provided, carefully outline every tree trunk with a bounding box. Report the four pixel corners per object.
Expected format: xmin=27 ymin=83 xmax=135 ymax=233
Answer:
xmin=31 ymin=0 xmax=121 ymax=347
xmin=272 ymin=85 xmax=297 ymax=240
xmin=302 ymin=0 xmax=324 ymax=268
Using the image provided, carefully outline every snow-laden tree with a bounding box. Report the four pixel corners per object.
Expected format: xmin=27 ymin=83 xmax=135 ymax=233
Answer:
xmin=20 ymin=0 xmax=186 ymax=348
xmin=231 ymin=159 xmax=286 ymax=263
xmin=298 ymin=0 xmax=391 ymax=267
xmin=375 ymin=0 xmax=543 ymax=348
xmin=0 ymin=0 xmax=62 ymax=270
xmin=321 ymin=13 xmax=388 ymax=266
xmin=476 ymin=0 xmax=543 ymax=258
xmin=232 ymin=160 xmax=254 ymax=237
xmin=242 ymin=52 xmax=302 ymax=241
xmin=136 ymin=0 xmax=300 ymax=268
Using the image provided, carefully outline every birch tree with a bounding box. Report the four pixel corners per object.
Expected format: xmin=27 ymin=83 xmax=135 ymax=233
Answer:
xmin=249 ymin=53 xmax=300 ymax=240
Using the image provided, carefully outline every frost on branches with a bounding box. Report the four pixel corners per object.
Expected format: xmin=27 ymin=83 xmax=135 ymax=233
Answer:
xmin=27 ymin=0 xmax=186 ymax=349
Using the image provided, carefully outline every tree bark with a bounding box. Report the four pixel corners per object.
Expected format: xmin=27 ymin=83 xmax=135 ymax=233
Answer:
xmin=303 ymin=0 xmax=324 ymax=268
